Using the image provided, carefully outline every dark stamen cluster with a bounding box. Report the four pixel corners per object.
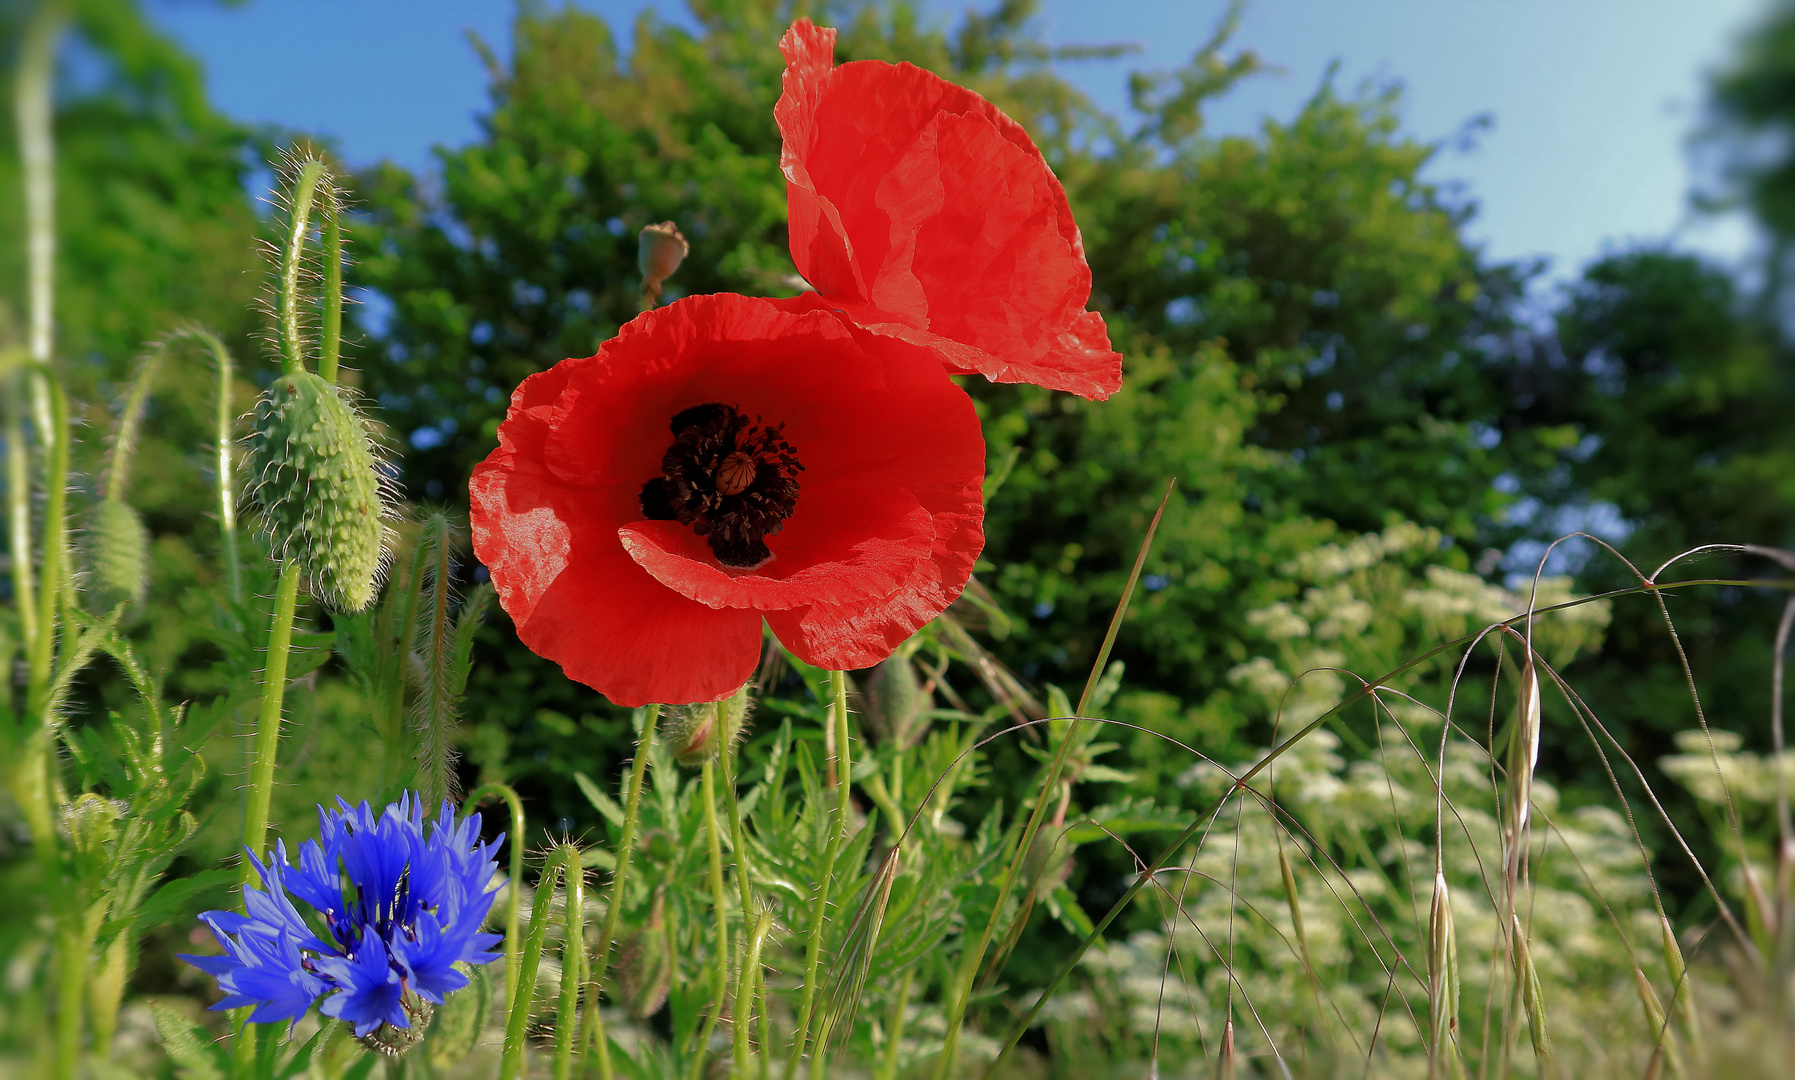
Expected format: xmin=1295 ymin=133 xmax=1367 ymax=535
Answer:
xmin=640 ymin=403 xmax=803 ymax=568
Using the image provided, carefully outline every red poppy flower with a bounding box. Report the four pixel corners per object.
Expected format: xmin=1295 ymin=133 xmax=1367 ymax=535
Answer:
xmin=775 ymin=18 xmax=1122 ymax=401
xmin=469 ymin=293 xmax=985 ymax=707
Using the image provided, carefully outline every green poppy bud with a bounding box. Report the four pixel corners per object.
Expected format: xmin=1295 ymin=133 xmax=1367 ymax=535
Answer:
xmin=247 ymin=370 xmax=389 ymax=611
xmin=666 ymin=684 xmax=753 ymax=767
xmin=85 ymin=497 xmax=149 ymax=612
xmin=638 ymin=221 xmax=688 ymax=304
xmin=861 ymin=651 xmax=930 ymax=750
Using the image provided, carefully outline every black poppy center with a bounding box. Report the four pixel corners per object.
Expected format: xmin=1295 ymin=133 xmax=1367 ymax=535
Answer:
xmin=639 ymin=403 xmax=804 ymax=569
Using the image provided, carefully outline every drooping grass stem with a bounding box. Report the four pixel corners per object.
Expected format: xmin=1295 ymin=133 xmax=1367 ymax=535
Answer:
xmin=240 ymin=561 xmax=302 ymax=881
xmin=589 ymin=704 xmax=659 ymax=1080
xmin=180 ymin=327 xmax=244 ymax=604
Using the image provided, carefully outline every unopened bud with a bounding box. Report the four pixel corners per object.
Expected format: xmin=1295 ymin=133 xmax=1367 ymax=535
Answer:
xmin=862 ymin=652 xmax=931 ymax=750
xmin=248 ymin=370 xmax=389 ymax=611
xmin=665 ymin=684 xmax=753 ymax=767
xmin=86 ymin=497 xmax=149 ymax=612
xmin=638 ymin=222 xmax=688 ymax=304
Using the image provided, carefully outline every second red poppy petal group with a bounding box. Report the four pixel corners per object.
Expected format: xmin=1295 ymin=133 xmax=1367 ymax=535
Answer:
xmin=470 ymin=19 xmax=1123 ymax=707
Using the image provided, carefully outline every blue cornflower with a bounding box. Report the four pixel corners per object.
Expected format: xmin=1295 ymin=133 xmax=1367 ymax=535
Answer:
xmin=181 ymin=795 xmax=504 ymax=1051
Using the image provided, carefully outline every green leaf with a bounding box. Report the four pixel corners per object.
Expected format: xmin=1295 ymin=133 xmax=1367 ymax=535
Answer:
xmin=151 ymin=1003 xmax=226 ymax=1080
xmin=574 ymin=771 xmax=625 ymax=825
xmin=136 ymin=868 xmax=237 ymax=931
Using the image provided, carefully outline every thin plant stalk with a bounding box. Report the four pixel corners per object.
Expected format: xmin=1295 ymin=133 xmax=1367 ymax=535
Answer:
xmin=319 ymin=190 xmax=343 ymax=385
xmin=588 ymin=705 xmax=659 ymax=1080
xmin=174 ymin=327 xmax=244 ymax=604
xmin=279 ymin=159 xmax=326 ymax=375
xmin=466 ymin=783 xmax=528 ymax=1017
xmin=787 ymin=670 xmax=853 ymax=1077
xmin=501 ymin=845 xmax=581 ymax=1080
xmin=881 ymin=968 xmax=914 ymax=1080
xmin=240 ymin=562 xmax=303 ymax=879
xmin=554 ymin=851 xmax=587 ymax=1080
xmin=689 ymin=755 xmax=731 ymax=1080
xmin=6 ymin=365 xmax=37 ymax=655
xmin=18 ymin=372 xmax=68 ymax=856
xmin=18 ymin=0 xmax=69 ymax=370
xmin=734 ymin=907 xmax=774 ymax=1077
xmin=939 ymin=479 xmax=1173 ymax=1080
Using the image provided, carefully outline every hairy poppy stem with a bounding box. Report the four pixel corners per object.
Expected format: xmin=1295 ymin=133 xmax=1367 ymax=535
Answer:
xmin=501 ymin=845 xmax=581 ymax=1080
xmin=734 ymin=906 xmax=773 ymax=1076
xmin=554 ymin=848 xmax=587 ymax=1080
xmin=279 ymin=159 xmax=326 ymax=376
xmin=466 ymin=783 xmax=528 ymax=1020
xmin=241 ymin=561 xmax=303 ymax=881
xmin=788 ymin=670 xmax=853 ymax=1077
xmin=589 ymin=705 xmax=659 ymax=1080
xmin=688 ymin=756 xmax=731 ymax=1080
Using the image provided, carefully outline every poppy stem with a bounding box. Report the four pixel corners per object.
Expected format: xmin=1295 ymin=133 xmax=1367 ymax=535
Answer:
xmin=465 ymin=783 xmax=528 ymax=1023
xmin=241 ymin=561 xmax=303 ymax=885
xmin=553 ymin=845 xmax=587 ymax=1080
xmin=787 ymin=670 xmax=853 ymax=1077
xmin=500 ymin=845 xmax=579 ymax=1080
xmin=588 ymin=704 xmax=659 ymax=1080
xmin=688 ymin=756 xmax=731 ymax=1080
xmin=734 ymin=906 xmax=774 ymax=1076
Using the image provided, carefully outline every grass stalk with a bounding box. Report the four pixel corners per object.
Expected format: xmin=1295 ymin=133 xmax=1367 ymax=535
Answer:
xmin=941 ymin=479 xmax=1174 ymax=1080
xmin=881 ymin=968 xmax=914 ymax=1080
xmin=589 ymin=705 xmax=659 ymax=1080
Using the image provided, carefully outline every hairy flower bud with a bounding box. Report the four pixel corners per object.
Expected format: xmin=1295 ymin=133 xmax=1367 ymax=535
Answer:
xmin=248 ymin=370 xmax=389 ymax=611
xmin=665 ymin=684 xmax=753 ymax=767
xmin=85 ymin=497 xmax=149 ymax=612
xmin=638 ymin=221 xmax=688 ymax=302
xmin=862 ymin=651 xmax=930 ymax=749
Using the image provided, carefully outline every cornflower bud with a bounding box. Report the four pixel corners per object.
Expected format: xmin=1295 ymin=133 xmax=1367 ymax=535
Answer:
xmin=247 ymin=370 xmax=389 ymax=611
xmin=638 ymin=221 xmax=688 ymax=307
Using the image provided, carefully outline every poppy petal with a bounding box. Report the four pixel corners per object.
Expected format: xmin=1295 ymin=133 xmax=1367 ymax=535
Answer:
xmin=777 ymin=18 xmax=1122 ymax=400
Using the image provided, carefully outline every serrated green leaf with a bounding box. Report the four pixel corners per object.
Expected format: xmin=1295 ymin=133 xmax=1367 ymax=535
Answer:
xmin=574 ymin=771 xmax=625 ymax=825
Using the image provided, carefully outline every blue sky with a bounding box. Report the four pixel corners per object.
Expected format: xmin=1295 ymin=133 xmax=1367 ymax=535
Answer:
xmin=149 ymin=0 xmax=1765 ymax=283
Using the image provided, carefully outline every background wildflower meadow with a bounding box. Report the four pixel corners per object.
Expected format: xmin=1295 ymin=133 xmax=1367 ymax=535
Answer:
xmin=2 ymin=2 xmax=1794 ymax=1078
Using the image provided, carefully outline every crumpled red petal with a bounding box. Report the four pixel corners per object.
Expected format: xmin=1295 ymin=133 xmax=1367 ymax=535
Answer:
xmin=777 ymin=18 xmax=1123 ymax=401
xmin=471 ymin=293 xmax=985 ymax=705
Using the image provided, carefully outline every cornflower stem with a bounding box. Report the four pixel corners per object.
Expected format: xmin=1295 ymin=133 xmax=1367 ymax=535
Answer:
xmin=688 ymin=756 xmax=731 ymax=1080
xmin=787 ymin=670 xmax=853 ymax=1078
xmin=553 ymin=847 xmax=587 ymax=1080
xmin=501 ymin=845 xmax=581 ymax=1080
xmin=466 ymin=783 xmax=528 ymax=1017
xmin=278 ymin=158 xmax=325 ymax=375
xmin=241 ymin=561 xmax=303 ymax=882
xmin=734 ymin=907 xmax=774 ymax=1077
xmin=588 ymin=705 xmax=659 ymax=1080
